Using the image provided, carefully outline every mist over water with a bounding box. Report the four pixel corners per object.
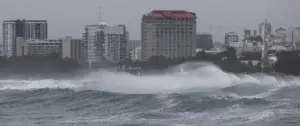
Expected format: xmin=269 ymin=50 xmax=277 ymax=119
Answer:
xmin=0 ymin=62 xmax=300 ymax=126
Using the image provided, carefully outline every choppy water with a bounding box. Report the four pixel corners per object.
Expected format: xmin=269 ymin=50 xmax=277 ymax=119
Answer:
xmin=0 ymin=62 xmax=300 ymax=126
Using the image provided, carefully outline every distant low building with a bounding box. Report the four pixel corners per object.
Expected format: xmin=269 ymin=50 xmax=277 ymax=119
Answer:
xmin=16 ymin=37 xmax=61 ymax=57
xmin=62 ymin=36 xmax=84 ymax=62
xmin=225 ymin=32 xmax=239 ymax=45
xmin=16 ymin=37 xmax=84 ymax=62
xmin=196 ymin=34 xmax=213 ymax=50
xmin=275 ymin=27 xmax=287 ymax=36
xmin=130 ymin=46 xmax=141 ymax=61
xmin=128 ymin=40 xmax=141 ymax=61
xmin=196 ymin=48 xmax=223 ymax=55
xmin=128 ymin=40 xmax=141 ymax=50
xmin=244 ymin=29 xmax=258 ymax=41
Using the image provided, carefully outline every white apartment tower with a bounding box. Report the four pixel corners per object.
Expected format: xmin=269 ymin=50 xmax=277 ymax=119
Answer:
xmin=2 ymin=19 xmax=47 ymax=57
xmin=83 ymin=23 xmax=128 ymax=66
xmin=141 ymin=10 xmax=197 ymax=60
xmin=103 ymin=25 xmax=128 ymax=64
xmin=83 ymin=24 xmax=104 ymax=66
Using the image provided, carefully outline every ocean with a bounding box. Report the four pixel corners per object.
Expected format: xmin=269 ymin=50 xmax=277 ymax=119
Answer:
xmin=0 ymin=62 xmax=300 ymax=126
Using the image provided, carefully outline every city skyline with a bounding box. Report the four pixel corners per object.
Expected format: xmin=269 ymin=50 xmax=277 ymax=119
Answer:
xmin=1 ymin=0 xmax=300 ymax=42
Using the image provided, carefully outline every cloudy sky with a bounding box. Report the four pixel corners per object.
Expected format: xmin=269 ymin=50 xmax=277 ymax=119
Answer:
xmin=1 ymin=0 xmax=300 ymax=42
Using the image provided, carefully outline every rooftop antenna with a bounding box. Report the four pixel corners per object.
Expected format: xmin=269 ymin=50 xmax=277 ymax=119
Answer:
xmin=97 ymin=4 xmax=106 ymax=25
xmin=264 ymin=12 xmax=271 ymax=23
xmin=96 ymin=4 xmax=102 ymax=22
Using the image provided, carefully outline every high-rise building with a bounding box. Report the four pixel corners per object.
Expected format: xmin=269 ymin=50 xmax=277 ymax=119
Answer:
xmin=82 ymin=23 xmax=128 ymax=66
xmin=196 ymin=34 xmax=213 ymax=50
xmin=82 ymin=24 xmax=104 ymax=66
xmin=259 ymin=20 xmax=272 ymax=36
xmin=225 ymin=32 xmax=239 ymax=45
xmin=2 ymin=19 xmax=47 ymax=57
xmin=102 ymin=24 xmax=128 ymax=64
xmin=141 ymin=10 xmax=197 ymax=60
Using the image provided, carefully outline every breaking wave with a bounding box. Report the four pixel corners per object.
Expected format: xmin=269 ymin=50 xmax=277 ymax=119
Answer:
xmin=1 ymin=62 xmax=300 ymax=125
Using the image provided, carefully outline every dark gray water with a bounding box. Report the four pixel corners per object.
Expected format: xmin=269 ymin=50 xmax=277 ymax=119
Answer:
xmin=0 ymin=63 xmax=300 ymax=126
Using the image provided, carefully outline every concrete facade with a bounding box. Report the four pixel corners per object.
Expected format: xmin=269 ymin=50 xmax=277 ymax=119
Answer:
xmin=2 ymin=20 xmax=47 ymax=57
xmin=225 ymin=32 xmax=239 ymax=45
xmin=82 ymin=23 xmax=128 ymax=65
xmin=141 ymin=10 xmax=197 ymax=60
xmin=62 ymin=36 xmax=84 ymax=62
xmin=16 ymin=38 xmax=61 ymax=57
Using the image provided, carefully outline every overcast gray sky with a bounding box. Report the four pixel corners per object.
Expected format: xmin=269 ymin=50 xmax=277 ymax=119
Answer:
xmin=1 ymin=0 xmax=300 ymax=42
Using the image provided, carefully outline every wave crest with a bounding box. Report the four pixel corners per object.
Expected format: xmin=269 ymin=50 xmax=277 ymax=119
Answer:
xmin=0 ymin=62 xmax=299 ymax=95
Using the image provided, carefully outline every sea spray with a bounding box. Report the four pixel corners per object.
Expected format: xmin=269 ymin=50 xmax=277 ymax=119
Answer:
xmin=1 ymin=62 xmax=300 ymax=125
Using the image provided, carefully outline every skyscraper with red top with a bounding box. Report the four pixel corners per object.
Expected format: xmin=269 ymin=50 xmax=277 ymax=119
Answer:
xmin=141 ymin=10 xmax=197 ymax=60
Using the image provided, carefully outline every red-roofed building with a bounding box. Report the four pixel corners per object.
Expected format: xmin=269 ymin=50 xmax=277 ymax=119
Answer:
xmin=141 ymin=10 xmax=197 ymax=60
xmin=144 ymin=10 xmax=196 ymax=20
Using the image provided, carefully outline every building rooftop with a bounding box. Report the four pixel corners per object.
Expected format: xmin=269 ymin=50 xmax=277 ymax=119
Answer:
xmin=226 ymin=32 xmax=238 ymax=36
xmin=85 ymin=23 xmax=125 ymax=28
xmin=25 ymin=39 xmax=62 ymax=43
xmin=197 ymin=33 xmax=212 ymax=36
xmin=144 ymin=10 xmax=196 ymax=19
xmin=3 ymin=20 xmax=47 ymax=23
xmin=276 ymin=27 xmax=286 ymax=31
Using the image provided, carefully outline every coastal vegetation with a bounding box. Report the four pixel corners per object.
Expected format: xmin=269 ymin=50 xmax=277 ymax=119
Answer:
xmin=119 ymin=47 xmax=300 ymax=75
xmin=0 ymin=47 xmax=299 ymax=76
xmin=0 ymin=53 xmax=83 ymax=75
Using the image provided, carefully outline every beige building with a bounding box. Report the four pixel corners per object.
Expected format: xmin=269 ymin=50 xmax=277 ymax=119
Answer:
xmin=16 ymin=37 xmax=84 ymax=62
xmin=16 ymin=37 xmax=61 ymax=56
xmin=62 ymin=36 xmax=84 ymax=62
xmin=141 ymin=10 xmax=197 ymax=60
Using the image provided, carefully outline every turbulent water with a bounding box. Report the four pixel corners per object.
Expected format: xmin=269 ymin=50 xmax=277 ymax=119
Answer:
xmin=1 ymin=62 xmax=300 ymax=126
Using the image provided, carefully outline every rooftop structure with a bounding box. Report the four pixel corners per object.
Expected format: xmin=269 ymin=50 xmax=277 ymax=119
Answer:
xmin=143 ymin=10 xmax=196 ymax=19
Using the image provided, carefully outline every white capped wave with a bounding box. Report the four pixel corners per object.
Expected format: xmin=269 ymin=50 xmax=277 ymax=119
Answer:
xmin=0 ymin=62 xmax=299 ymax=94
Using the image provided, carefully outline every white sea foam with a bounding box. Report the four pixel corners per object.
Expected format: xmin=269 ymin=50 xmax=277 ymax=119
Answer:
xmin=0 ymin=62 xmax=299 ymax=94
